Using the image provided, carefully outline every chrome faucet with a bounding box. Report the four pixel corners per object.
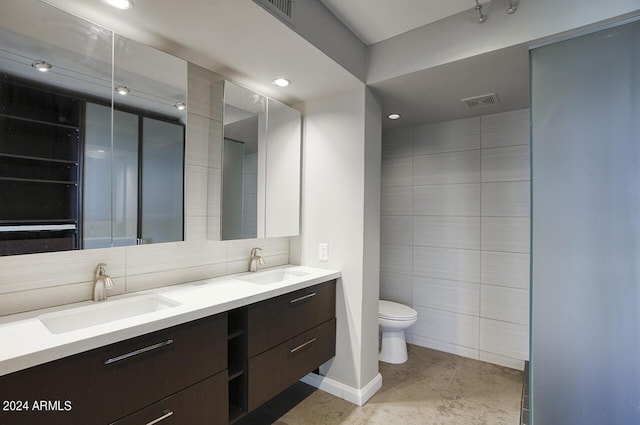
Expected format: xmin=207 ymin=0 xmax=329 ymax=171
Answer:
xmin=93 ymin=263 xmax=114 ymax=302
xmin=249 ymin=247 xmax=265 ymax=272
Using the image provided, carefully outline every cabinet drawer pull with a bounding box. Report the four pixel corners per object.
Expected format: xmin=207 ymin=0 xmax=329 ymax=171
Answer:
xmin=290 ymin=337 xmax=317 ymax=353
xmin=104 ymin=339 xmax=174 ymax=365
xmin=146 ymin=410 xmax=174 ymax=425
xmin=289 ymin=292 xmax=316 ymax=304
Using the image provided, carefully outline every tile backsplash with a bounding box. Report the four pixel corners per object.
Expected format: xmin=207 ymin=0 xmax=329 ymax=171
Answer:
xmin=0 ymin=237 xmax=290 ymax=316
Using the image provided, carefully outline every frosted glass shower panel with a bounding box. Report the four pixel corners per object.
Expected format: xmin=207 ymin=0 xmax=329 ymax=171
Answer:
xmin=530 ymin=20 xmax=640 ymax=425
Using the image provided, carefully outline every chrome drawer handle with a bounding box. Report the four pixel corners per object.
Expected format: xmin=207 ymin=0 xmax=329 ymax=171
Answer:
xmin=146 ymin=410 xmax=174 ymax=425
xmin=104 ymin=339 xmax=174 ymax=365
xmin=289 ymin=292 xmax=316 ymax=304
xmin=290 ymin=337 xmax=317 ymax=353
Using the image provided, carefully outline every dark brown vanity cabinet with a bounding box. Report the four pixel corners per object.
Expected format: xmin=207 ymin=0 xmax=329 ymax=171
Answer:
xmin=0 ymin=280 xmax=337 ymax=425
xmin=246 ymin=280 xmax=337 ymax=411
xmin=0 ymin=78 xmax=83 ymax=255
xmin=0 ymin=314 xmax=228 ymax=425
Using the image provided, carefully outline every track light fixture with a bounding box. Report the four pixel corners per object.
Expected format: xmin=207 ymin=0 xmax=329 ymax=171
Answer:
xmin=507 ymin=0 xmax=517 ymax=14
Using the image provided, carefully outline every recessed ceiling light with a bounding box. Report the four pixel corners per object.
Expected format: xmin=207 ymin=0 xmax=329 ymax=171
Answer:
xmin=175 ymin=102 xmax=186 ymax=110
xmin=387 ymin=113 xmax=401 ymax=120
xmin=105 ymin=0 xmax=133 ymax=10
xmin=32 ymin=60 xmax=52 ymax=72
xmin=115 ymin=85 xmax=130 ymax=95
xmin=273 ymin=78 xmax=290 ymax=87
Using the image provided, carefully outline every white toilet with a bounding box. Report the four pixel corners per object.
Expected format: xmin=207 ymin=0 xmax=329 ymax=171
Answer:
xmin=378 ymin=300 xmax=418 ymax=364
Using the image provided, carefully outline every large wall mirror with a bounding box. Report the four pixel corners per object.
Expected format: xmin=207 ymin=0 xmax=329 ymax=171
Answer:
xmin=220 ymin=81 xmax=300 ymax=240
xmin=0 ymin=0 xmax=187 ymax=255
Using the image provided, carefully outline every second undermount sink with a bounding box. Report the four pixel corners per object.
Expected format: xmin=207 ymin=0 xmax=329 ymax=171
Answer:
xmin=236 ymin=269 xmax=311 ymax=285
xmin=39 ymin=294 xmax=181 ymax=334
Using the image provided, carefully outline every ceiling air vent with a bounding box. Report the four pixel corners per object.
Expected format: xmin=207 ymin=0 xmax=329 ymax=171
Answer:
xmin=254 ymin=0 xmax=295 ymax=26
xmin=461 ymin=93 xmax=500 ymax=109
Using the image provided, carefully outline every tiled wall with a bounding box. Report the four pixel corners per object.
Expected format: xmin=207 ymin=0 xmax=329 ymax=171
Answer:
xmin=0 ymin=238 xmax=290 ymax=316
xmin=185 ymin=64 xmax=224 ymax=241
xmin=0 ymin=64 xmax=291 ymax=317
xmin=380 ymin=109 xmax=530 ymax=370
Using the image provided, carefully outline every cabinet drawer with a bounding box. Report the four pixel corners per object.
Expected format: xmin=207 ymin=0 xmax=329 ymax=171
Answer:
xmin=0 ymin=313 xmax=227 ymax=424
xmin=248 ymin=318 xmax=336 ymax=410
xmin=247 ymin=280 xmax=335 ymax=357
xmin=109 ymin=371 xmax=228 ymax=425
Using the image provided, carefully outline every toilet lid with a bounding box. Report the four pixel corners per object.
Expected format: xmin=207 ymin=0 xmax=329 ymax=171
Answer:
xmin=379 ymin=300 xmax=418 ymax=321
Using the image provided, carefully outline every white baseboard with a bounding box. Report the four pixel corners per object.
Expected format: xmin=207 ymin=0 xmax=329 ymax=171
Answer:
xmin=300 ymin=372 xmax=383 ymax=406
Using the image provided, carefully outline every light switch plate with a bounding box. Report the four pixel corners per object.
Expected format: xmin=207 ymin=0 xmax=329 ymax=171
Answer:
xmin=319 ymin=243 xmax=328 ymax=262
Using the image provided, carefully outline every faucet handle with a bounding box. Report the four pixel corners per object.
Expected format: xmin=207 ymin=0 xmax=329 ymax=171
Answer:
xmin=95 ymin=263 xmax=108 ymax=276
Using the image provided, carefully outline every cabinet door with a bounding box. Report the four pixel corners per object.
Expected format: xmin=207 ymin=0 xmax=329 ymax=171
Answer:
xmin=0 ymin=314 xmax=226 ymax=424
xmin=247 ymin=280 xmax=336 ymax=357
xmin=109 ymin=371 xmax=228 ymax=425
xmin=248 ymin=318 xmax=336 ymax=410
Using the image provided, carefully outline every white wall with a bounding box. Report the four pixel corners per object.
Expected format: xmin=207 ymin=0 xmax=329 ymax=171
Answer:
xmin=299 ymin=85 xmax=381 ymax=392
xmin=381 ymin=109 xmax=530 ymax=370
xmin=368 ymin=0 xmax=640 ymax=84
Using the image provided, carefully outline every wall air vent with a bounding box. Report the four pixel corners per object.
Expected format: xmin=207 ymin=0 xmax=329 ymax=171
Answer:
xmin=254 ymin=0 xmax=295 ymax=26
xmin=460 ymin=93 xmax=500 ymax=109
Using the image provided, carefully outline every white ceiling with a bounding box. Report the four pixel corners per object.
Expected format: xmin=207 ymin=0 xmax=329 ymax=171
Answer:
xmin=29 ymin=0 xmax=528 ymax=128
xmin=38 ymin=0 xmax=361 ymax=105
xmin=320 ymin=0 xmax=490 ymax=45
xmin=370 ymin=44 xmax=530 ymax=129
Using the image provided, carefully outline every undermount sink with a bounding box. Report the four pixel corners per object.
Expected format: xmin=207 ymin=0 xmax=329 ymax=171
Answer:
xmin=236 ymin=269 xmax=311 ymax=285
xmin=39 ymin=294 xmax=181 ymax=334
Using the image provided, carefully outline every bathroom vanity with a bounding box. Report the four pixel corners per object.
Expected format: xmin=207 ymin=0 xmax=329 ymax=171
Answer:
xmin=0 ymin=267 xmax=338 ymax=424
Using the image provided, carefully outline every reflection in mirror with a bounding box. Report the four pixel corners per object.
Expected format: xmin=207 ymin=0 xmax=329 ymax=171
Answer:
xmin=0 ymin=0 xmax=113 ymax=255
xmin=221 ymin=82 xmax=266 ymax=240
xmin=109 ymin=35 xmax=186 ymax=247
xmin=0 ymin=0 xmax=187 ymax=255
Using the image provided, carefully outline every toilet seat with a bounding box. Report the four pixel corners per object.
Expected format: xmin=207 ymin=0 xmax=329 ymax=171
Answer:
xmin=379 ymin=300 xmax=418 ymax=321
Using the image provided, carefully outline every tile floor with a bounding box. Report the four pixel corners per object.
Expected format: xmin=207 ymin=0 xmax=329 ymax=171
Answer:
xmin=237 ymin=344 xmax=524 ymax=425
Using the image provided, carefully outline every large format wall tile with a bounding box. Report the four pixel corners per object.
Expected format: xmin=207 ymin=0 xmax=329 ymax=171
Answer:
xmin=381 ymin=186 xmax=413 ymax=216
xmin=481 ymin=109 xmax=530 ymax=149
xmin=414 ymin=184 xmax=480 ymax=216
xmin=481 ymin=251 xmax=530 ymax=289
xmin=382 ymin=127 xmax=412 ymax=159
xmin=481 ymin=217 xmax=530 ymax=253
xmin=380 ymin=272 xmax=413 ymax=306
xmin=381 ymin=216 xmax=413 ymax=246
xmin=185 ymin=113 xmax=210 ymax=167
xmin=413 ymin=216 xmax=480 ymax=250
xmin=381 ymin=156 xmax=413 ymax=187
xmin=381 ymin=244 xmax=413 ymax=275
xmin=0 ymin=277 xmax=126 ymax=317
xmin=413 ymin=246 xmax=480 ymax=283
xmin=413 ymin=117 xmax=480 ymax=155
xmin=413 ymin=306 xmax=480 ymax=349
xmin=0 ymin=247 xmax=126 ymax=294
xmin=480 ymin=318 xmax=529 ymax=360
xmin=413 ymin=276 xmax=480 ymax=316
xmin=481 ymin=145 xmax=530 ymax=182
xmin=481 ymin=181 xmax=530 ymax=217
xmin=414 ymin=150 xmax=480 ymax=185
xmin=481 ymin=285 xmax=530 ymax=325
xmin=185 ymin=165 xmax=208 ymax=217
xmin=126 ymin=240 xmax=227 ymax=276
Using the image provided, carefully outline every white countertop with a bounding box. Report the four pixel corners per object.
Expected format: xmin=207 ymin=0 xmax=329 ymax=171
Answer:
xmin=0 ymin=265 xmax=340 ymax=377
